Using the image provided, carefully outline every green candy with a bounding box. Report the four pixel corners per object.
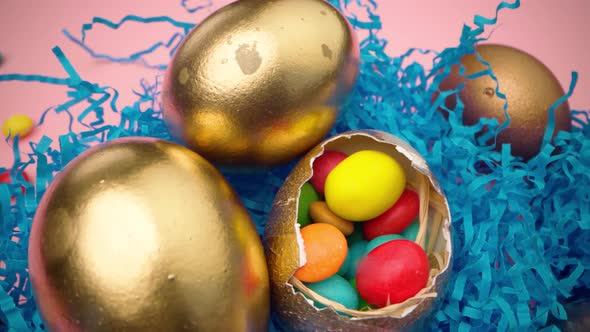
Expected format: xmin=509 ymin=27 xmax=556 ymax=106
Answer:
xmin=297 ymin=182 xmax=321 ymax=227
xmin=365 ymin=234 xmax=404 ymax=255
xmin=305 ymin=275 xmax=359 ymax=310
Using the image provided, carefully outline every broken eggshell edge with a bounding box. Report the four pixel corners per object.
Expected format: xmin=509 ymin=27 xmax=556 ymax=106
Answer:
xmin=263 ymin=129 xmax=453 ymax=332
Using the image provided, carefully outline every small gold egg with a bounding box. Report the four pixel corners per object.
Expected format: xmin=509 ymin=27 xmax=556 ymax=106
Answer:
xmin=163 ymin=0 xmax=359 ymax=166
xmin=29 ymin=137 xmax=269 ymax=331
xmin=263 ymin=130 xmax=452 ymax=331
xmin=437 ymin=43 xmax=572 ymax=160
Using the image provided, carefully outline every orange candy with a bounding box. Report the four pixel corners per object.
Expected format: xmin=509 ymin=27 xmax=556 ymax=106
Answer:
xmin=294 ymin=223 xmax=348 ymax=282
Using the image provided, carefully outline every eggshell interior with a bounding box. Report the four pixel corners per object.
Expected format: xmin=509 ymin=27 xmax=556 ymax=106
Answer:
xmin=291 ymin=131 xmax=452 ymax=318
xmin=264 ymin=130 xmax=452 ymax=330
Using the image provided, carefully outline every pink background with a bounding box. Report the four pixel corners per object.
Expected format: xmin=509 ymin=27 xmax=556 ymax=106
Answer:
xmin=1 ymin=0 xmax=589 ymax=169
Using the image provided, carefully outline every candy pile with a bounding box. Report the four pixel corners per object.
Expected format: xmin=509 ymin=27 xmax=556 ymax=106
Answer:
xmin=294 ymin=149 xmax=430 ymax=311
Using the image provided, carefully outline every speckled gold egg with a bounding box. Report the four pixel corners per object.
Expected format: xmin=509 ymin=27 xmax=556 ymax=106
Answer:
xmin=437 ymin=43 xmax=572 ymax=160
xmin=263 ymin=130 xmax=452 ymax=331
xmin=29 ymin=137 xmax=269 ymax=332
xmin=162 ymin=0 xmax=359 ymax=166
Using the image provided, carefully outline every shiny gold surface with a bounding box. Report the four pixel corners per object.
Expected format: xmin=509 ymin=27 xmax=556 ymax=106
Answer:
xmin=438 ymin=43 xmax=571 ymax=160
xmin=163 ymin=0 xmax=359 ymax=166
xmin=263 ymin=130 xmax=453 ymax=331
xmin=29 ymin=137 xmax=269 ymax=332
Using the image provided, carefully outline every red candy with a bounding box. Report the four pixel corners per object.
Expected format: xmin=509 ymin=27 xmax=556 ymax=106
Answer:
xmin=363 ymin=189 xmax=419 ymax=241
xmin=310 ymin=151 xmax=348 ymax=194
xmin=0 ymin=170 xmax=30 ymax=183
xmin=0 ymin=169 xmax=31 ymax=195
xmin=356 ymin=239 xmax=429 ymax=307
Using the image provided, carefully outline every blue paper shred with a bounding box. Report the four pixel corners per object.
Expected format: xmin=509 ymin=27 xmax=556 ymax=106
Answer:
xmin=181 ymin=0 xmax=213 ymax=13
xmin=63 ymin=15 xmax=195 ymax=70
xmin=1 ymin=0 xmax=589 ymax=331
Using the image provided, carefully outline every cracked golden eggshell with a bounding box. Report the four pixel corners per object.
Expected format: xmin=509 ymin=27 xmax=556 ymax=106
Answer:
xmin=29 ymin=137 xmax=269 ymax=332
xmin=162 ymin=0 xmax=359 ymax=166
xmin=263 ymin=130 xmax=453 ymax=331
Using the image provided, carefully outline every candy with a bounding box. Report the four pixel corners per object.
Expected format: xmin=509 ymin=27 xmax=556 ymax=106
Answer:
xmin=363 ymin=189 xmax=420 ymax=240
xmin=297 ymin=182 xmax=321 ymax=227
xmin=309 ymin=201 xmax=354 ymax=235
xmin=343 ymin=241 xmax=368 ymax=280
xmin=305 ymin=274 xmax=359 ymax=310
xmin=2 ymin=114 xmax=34 ymax=139
xmin=364 ymin=234 xmax=404 ymax=255
xmin=324 ymin=150 xmax=406 ymax=221
xmin=337 ymin=251 xmax=351 ymax=276
xmin=346 ymin=223 xmax=365 ymax=244
xmin=295 ymin=223 xmax=348 ymax=282
xmin=341 ymin=240 xmax=368 ymax=280
xmin=0 ymin=169 xmax=30 ymax=184
xmin=401 ymin=221 xmax=429 ymax=244
xmin=356 ymin=239 xmax=429 ymax=307
xmin=0 ymin=169 xmax=31 ymax=196
xmin=401 ymin=221 xmax=420 ymax=241
xmin=310 ymin=151 xmax=348 ymax=194
xmin=297 ymin=149 xmax=428 ymax=311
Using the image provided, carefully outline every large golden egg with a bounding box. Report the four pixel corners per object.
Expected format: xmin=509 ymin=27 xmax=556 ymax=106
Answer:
xmin=162 ymin=0 xmax=359 ymax=166
xmin=29 ymin=137 xmax=269 ymax=331
xmin=437 ymin=43 xmax=572 ymax=160
xmin=264 ymin=130 xmax=452 ymax=331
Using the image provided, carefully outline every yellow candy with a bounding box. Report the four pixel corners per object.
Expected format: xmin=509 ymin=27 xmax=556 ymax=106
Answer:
xmin=324 ymin=150 xmax=406 ymax=221
xmin=2 ymin=114 xmax=34 ymax=139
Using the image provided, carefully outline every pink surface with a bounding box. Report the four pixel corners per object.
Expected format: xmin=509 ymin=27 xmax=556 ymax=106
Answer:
xmin=1 ymin=0 xmax=589 ymax=169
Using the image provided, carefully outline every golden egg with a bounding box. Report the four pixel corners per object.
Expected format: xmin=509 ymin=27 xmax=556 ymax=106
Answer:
xmin=29 ymin=137 xmax=269 ymax=331
xmin=263 ymin=130 xmax=452 ymax=331
xmin=162 ymin=0 xmax=359 ymax=166
xmin=437 ymin=43 xmax=572 ymax=160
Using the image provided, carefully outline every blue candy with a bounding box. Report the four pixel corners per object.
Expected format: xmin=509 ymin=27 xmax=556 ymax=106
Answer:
xmin=305 ymin=274 xmax=359 ymax=310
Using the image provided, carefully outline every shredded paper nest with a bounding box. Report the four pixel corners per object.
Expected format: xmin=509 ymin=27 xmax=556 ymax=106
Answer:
xmin=1 ymin=0 xmax=589 ymax=331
